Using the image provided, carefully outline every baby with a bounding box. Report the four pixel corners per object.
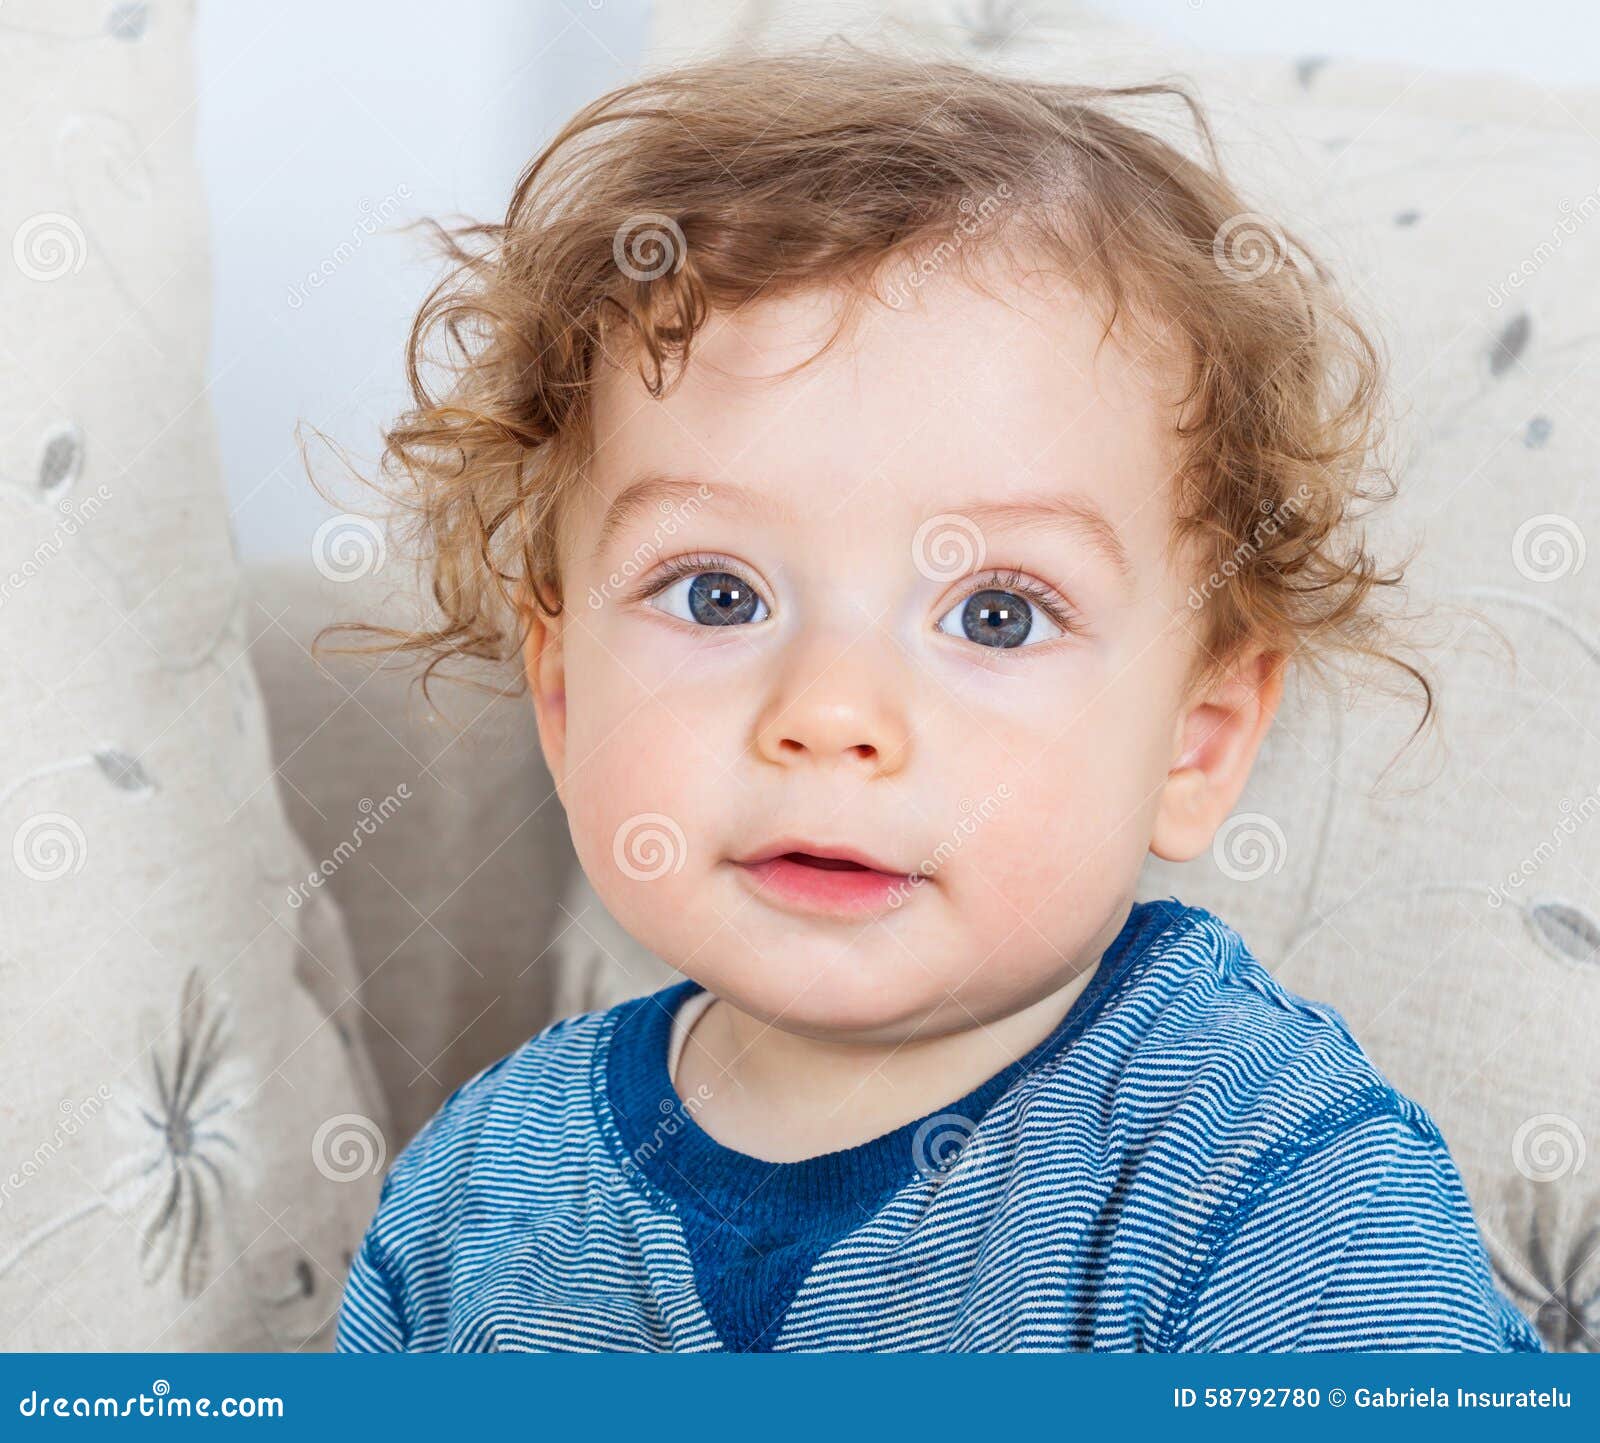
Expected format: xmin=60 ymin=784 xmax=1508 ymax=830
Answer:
xmin=333 ymin=43 xmax=1544 ymax=1353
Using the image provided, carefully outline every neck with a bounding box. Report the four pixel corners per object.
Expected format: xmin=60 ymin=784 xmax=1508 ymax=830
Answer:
xmin=674 ymin=898 xmax=1133 ymax=1163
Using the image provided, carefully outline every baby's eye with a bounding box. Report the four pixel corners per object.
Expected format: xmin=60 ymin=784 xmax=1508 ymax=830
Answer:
xmin=936 ymin=587 xmax=1064 ymax=649
xmin=648 ymin=569 xmax=770 ymax=627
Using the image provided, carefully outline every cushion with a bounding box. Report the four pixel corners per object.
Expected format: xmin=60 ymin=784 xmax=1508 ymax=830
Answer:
xmin=244 ymin=561 xmax=576 ymax=1145
xmin=0 ymin=0 xmax=384 ymax=1350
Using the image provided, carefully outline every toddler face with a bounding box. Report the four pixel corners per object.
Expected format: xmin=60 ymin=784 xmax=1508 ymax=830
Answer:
xmin=527 ymin=257 xmax=1250 ymax=1042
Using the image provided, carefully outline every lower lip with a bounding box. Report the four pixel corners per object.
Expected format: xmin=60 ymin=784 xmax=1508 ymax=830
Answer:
xmin=732 ymin=856 xmax=917 ymax=917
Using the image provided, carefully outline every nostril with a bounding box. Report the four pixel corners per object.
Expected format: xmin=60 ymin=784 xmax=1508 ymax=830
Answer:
xmin=765 ymin=736 xmax=885 ymax=763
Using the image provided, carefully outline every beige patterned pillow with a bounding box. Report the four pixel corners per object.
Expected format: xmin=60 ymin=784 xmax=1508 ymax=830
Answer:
xmin=0 ymin=0 xmax=385 ymax=1349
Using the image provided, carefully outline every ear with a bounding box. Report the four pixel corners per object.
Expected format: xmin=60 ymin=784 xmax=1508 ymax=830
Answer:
xmin=1150 ymin=647 xmax=1285 ymax=864
xmin=519 ymin=584 xmax=568 ymax=794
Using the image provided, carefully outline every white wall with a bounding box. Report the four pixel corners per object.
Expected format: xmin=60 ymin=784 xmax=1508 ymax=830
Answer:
xmin=195 ymin=0 xmax=649 ymax=562
xmin=1109 ymin=0 xmax=1597 ymax=88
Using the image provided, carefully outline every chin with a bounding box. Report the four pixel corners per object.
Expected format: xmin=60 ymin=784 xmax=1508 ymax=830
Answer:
xmin=690 ymin=941 xmax=969 ymax=1043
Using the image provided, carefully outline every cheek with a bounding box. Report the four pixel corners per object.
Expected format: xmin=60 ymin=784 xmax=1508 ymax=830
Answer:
xmin=945 ymin=692 xmax=1166 ymax=915
xmin=557 ymin=633 xmax=739 ymax=928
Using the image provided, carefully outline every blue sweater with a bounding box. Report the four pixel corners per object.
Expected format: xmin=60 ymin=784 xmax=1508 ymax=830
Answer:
xmin=334 ymin=898 xmax=1545 ymax=1353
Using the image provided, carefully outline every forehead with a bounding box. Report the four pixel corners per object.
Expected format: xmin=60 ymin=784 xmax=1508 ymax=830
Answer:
xmin=582 ymin=260 xmax=1182 ymax=557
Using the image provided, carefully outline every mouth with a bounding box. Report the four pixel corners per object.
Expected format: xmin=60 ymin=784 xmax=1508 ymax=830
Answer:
xmin=731 ymin=842 xmax=918 ymax=917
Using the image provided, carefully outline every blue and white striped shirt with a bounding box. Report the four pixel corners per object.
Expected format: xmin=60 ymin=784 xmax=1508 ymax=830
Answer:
xmin=334 ymin=898 xmax=1546 ymax=1353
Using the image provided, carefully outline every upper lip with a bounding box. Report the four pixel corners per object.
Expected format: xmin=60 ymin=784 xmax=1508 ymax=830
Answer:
xmin=734 ymin=839 xmax=909 ymax=876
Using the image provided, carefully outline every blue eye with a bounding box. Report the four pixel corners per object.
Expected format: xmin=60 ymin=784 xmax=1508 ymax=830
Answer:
xmin=649 ymin=569 xmax=770 ymax=626
xmin=936 ymin=587 xmax=1064 ymax=649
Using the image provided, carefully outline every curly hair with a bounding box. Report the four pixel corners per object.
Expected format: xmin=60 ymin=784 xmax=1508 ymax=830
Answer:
xmin=317 ymin=37 xmax=1433 ymax=740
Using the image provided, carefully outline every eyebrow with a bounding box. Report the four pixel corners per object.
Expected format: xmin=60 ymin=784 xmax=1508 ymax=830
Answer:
xmin=592 ymin=473 xmax=1135 ymax=587
xmin=951 ymin=490 xmax=1135 ymax=588
xmin=591 ymin=474 xmax=786 ymax=560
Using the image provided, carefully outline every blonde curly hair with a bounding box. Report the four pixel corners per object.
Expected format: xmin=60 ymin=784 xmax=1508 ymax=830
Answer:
xmin=318 ymin=38 xmax=1432 ymax=739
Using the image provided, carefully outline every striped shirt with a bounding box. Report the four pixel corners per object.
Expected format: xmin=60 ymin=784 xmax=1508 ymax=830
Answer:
xmin=334 ymin=897 xmax=1546 ymax=1353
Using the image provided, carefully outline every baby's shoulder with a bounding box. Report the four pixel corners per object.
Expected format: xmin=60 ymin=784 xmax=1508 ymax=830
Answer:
xmin=1050 ymin=901 xmax=1448 ymax=1186
xmin=362 ymin=999 xmax=620 ymax=1252
xmin=1004 ymin=904 xmax=1519 ymax=1346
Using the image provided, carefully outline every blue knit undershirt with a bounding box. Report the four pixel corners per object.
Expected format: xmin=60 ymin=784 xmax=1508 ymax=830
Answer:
xmin=604 ymin=900 xmax=1177 ymax=1352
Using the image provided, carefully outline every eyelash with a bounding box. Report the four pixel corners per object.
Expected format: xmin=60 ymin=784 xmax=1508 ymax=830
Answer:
xmin=634 ymin=554 xmax=1082 ymax=638
xmin=635 ymin=551 xmax=753 ymax=604
xmin=955 ymin=567 xmax=1082 ymax=638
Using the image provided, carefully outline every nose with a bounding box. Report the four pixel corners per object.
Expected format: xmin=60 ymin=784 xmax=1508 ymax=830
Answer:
xmin=753 ymin=634 xmax=912 ymax=777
